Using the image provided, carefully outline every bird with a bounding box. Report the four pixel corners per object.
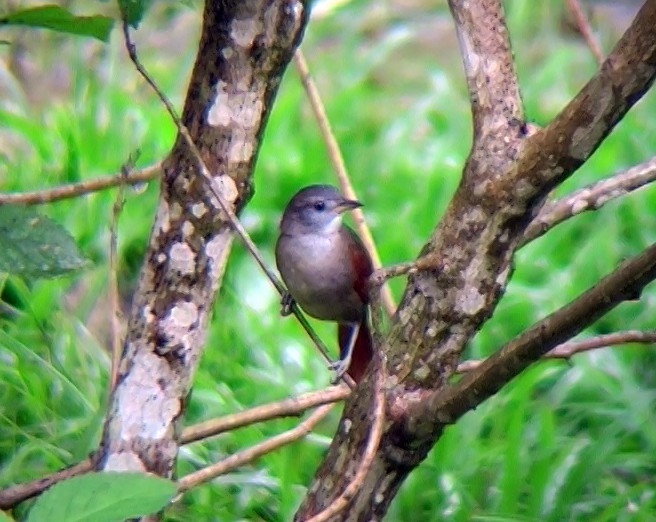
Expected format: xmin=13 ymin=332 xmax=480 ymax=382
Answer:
xmin=275 ymin=185 xmax=373 ymax=382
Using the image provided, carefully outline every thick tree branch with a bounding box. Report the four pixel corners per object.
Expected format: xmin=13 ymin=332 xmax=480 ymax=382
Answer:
xmin=297 ymin=3 xmax=656 ymax=520
xmin=523 ymin=156 xmax=656 ymax=245
xmin=448 ymin=0 xmax=524 ymax=144
xmin=511 ymin=0 xmax=656 ymax=197
xmin=97 ymin=0 xmax=310 ymax=479
xmin=119 ymin=15 xmax=353 ymax=389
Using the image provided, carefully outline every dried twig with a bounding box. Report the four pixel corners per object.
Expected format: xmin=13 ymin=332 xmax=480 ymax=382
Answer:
xmin=523 ymin=156 xmax=656 ymax=246
xmin=177 ymin=404 xmax=335 ymax=492
xmin=0 ymin=457 xmax=94 ymax=509
xmin=108 ymin=169 xmax=126 ymax=390
xmin=0 ymin=163 xmax=160 ymax=205
xmin=565 ymin=0 xmax=604 ymax=65
xmin=181 ymin=385 xmax=350 ymax=444
xmin=293 ymin=50 xmax=396 ymax=318
xmin=457 ymin=330 xmax=656 ymax=373
xmin=0 ymin=387 xmax=350 ymax=509
xmin=121 ymin=22 xmax=354 ymax=388
xmin=306 ymin=357 xmax=386 ymax=522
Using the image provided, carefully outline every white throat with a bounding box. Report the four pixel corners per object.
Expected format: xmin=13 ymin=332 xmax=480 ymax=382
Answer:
xmin=321 ymin=214 xmax=343 ymax=235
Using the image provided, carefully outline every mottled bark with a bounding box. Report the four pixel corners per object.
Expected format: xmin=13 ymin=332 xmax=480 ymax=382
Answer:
xmin=295 ymin=0 xmax=656 ymax=519
xmin=97 ymin=0 xmax=309 ymax=479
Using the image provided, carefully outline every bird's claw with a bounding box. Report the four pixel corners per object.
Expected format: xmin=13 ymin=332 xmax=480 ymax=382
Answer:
xmin=328 ymin=358 xmax=350 ymax=384
xmin=280 ymin=292 xmax=295 ymax=316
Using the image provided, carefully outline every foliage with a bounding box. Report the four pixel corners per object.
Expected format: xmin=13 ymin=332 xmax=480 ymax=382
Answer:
xmin=26 ymin=472 xmax=176 ymax=522
xmin=0 ymin=205 xmax=87 ymax=279
xmin=0 ymin=5 xmax=114 ymax=42
xmin=0 ymin=0 xmax=655 ymax=521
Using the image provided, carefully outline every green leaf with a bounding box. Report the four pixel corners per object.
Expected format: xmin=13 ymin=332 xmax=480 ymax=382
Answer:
xmin=0 ymin=5 xmax=114 ymax=42
xmin=0 ymin=205 xmax=87 ymax=279
xmin=26 ymin=472 xmax=177 ymax=522
xmin=118 ymin=0 xmax=152 ymax=29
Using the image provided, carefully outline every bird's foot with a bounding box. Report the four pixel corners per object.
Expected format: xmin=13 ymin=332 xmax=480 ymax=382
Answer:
xmin=328 ymin=358 xmax=351 ymax=384
xmin=280 ymin=292 xmax=295 ymax=316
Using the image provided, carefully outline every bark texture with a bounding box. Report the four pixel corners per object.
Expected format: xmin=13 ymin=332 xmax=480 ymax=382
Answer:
xmin=295 ymin=0 xmax=656 ymax=519
xmin=97 ymin=0 xmax=309 ymax=477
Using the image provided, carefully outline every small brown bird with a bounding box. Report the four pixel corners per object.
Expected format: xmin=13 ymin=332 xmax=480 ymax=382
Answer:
xmin=275 ymin=185 xmax=373 ymax=382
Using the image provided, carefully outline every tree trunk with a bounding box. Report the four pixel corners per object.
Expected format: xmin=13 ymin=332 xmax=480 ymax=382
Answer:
xmin=96 ymin=0 xmax=309 ymax=478
xmin=295 ymin=0 xmax=656 ymax=519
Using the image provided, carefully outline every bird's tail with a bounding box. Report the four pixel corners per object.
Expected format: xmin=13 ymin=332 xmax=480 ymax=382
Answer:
xmin=337 ymin=319 xmax=373 ymax=383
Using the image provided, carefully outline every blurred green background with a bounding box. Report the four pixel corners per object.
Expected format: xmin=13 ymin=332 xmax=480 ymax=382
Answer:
xmin=1 ymin=0 xmax=655 ymax=520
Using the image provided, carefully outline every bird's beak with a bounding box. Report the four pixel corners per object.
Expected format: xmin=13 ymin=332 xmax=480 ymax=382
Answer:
xmin=334 ymin=199 xmax=362 ymax=214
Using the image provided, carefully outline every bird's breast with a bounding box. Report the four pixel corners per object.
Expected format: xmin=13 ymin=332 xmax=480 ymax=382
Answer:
xmin=275 ymin=232 xmax=364 ymax=323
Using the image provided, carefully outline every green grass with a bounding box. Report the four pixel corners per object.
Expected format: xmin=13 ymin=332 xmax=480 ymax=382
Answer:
xmin=1 ymin=1 xmax=656 ymax=520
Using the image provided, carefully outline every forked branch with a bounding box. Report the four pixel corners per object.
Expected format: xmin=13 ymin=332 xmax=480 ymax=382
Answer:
xmin=430 ymin=242 xmax=656 ymax=424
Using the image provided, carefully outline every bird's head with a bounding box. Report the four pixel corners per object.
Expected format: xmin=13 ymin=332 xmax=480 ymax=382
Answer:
xmin=280 ymin=185 xmax=362 ymax=235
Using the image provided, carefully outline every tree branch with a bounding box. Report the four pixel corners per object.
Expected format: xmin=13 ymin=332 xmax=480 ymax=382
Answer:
xmin=0 ymin=458 xmax=94 ymax=509
xmin=119 ymin=15 xmax=354 ymax=390
xmin=180 ymin=386 xmax=350 ymax=444
xmin=177 ymin=404 xmax=335 ymax=492
xmin=108 ymin=187 xmax=125 ymax=390
xmin=430 ymin=242 xmax=656 ymax=424
xmin=297 ymin=3 xmax=656 ymax=518
xmin=304 ymin=358 xmax=386 ymax=522
xmin=523 ymin=156 xmax=656 ymax=245
xmin=0 ymin=163 xmax=160 ymax=205
xmin=0 ymin=386 xmax=350 ymax=510
xmin=448 ymin=0 xmax=524 ymax=143
xmin=456 ymin=330 xmax=656 ymax=373
xmin=97 ymin=0 xmax=311 ymax=478
xmin=513 ymin=0 xmax=656 ymax=198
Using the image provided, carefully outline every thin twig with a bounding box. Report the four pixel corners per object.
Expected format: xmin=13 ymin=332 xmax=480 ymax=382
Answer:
xmin=293 ymin=50 xmax=396 ymax=318
xmin=181 ymin=385 xmax=350 ymax=444
xmin=370 ymin=254 xmax=444 ymax=288
xmin=177 ymin=404 xmax=335 ymax=492
xmin=565 ymin=0 xmax=604 ymax=65
xmin=306 ymin=357 xmax=387 ymax=522
xmin=0 ymin=163 xmax=160 ymax=205
xmin=108 ymin=166 xmax=127 ymax=390
xmin=121 ymin=22 xmax=354 ymax=388
xmin=0 ymin=388 xmax=351 ymax=509
xmin=457 ymin=330 xmax=656 ymax=373
xmin=0 ymin=457 xmax=94 ymax=509
xmin=523 ymin=156 xmax=656 ymax=246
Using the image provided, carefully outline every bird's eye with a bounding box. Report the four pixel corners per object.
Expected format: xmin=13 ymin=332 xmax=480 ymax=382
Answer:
xmin=313 ymin=201 xmax=325 ymax=211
